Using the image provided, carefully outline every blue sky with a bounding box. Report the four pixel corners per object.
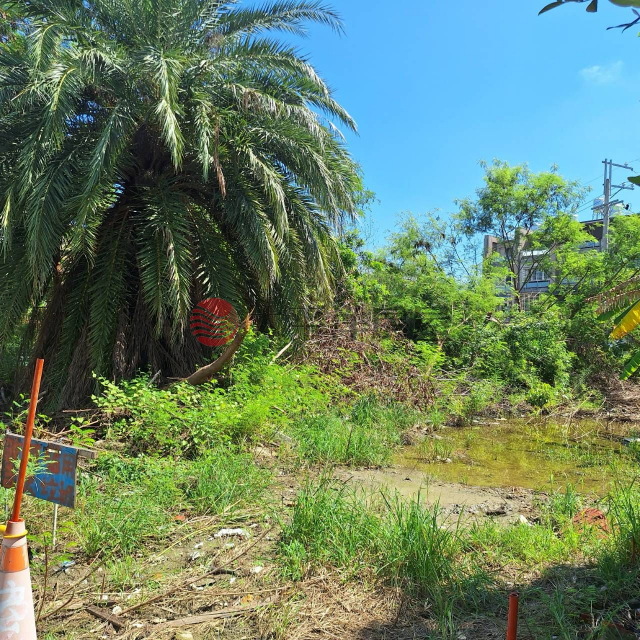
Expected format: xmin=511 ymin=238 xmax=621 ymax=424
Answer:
xmin=292 ymin=1 xmax=640 ymax=245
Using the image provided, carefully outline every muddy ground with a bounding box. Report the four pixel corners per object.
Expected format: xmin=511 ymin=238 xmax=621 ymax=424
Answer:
xmin=340 ymin=467 xmax=543 ymax=525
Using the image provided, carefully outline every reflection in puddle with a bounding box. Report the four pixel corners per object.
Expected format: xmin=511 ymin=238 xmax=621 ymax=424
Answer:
xmin=394 ymin=419 xmax=640 ymax=494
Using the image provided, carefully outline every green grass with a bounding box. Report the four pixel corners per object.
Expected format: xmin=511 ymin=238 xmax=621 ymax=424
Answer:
xmin=414 ymin=436 xmax=455 ymax=462
xmin=279 ymin=477 xmax=465 ymax=635
xmin=66 ymin=448 xmax=271 ymax=558
xmin=466 ymin=520 xmax=587 ymax=567
xmin=280 ymin=476 xmax=640 ymax=639
xmin=289 ymin=396 xmax=420 ymax=466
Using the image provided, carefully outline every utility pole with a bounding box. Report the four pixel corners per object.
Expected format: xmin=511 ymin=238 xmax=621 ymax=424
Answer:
xmin=600 ymin=159 xmax=634 ymax=252
xmin=602 ymin=159 xmax=611 ymax=252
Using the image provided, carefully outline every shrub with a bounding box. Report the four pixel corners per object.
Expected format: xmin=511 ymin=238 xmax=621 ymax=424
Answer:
xmin=526 ymin=381 xmax=557 ymax=409
xmin=94 ymin=333 xmax=339 ymax=456
xmin=473 ymin=311 xmax=573 ymax=390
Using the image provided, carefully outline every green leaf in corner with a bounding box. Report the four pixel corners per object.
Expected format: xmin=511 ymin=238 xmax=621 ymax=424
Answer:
xmin=599 ymin=305 xmax=629 ymax=323
xmin=622 ymin=350 xmax=640 ymax=380
xmin=539 ymin=1 xmax=565 ymax=15
xmin=598 ymin=301 xmax=639 ymax=324
xmin=628 ymin=176 xmax=640 ymax=186
xmin=586 ymin=0 xmax=598 ymax=13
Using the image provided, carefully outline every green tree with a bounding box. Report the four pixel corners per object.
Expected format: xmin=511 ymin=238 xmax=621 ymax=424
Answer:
xmin=457 ymin=161 xmax=589 ymax=306
xmin=0 ymin=0 xmax=361 ymax=405
xmin=357 ymin=214 xmax=502 ymax=365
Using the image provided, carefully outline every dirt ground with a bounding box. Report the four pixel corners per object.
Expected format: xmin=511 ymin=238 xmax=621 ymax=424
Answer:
xmin=35 ymin=418 xmax=634 ymax=640
xmin=35 ymin=463 xmax=551 ymax=640
xmin=340 ymin=467 xmax=543 ymax=525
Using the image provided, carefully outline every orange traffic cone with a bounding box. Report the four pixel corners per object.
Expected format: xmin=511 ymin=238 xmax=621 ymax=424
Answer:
xmin=0 ymin=520 xmax=37 ymax=639
xmin=0 ymin=359 xmax=44 ymax=640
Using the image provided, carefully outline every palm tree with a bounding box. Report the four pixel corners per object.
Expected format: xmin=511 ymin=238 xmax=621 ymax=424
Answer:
xmin=0 ymin=0 xmax=361 ymax=406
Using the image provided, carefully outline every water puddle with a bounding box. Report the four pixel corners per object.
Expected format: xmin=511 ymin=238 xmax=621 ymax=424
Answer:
xmin=394 ymin=419 xmax=639 ymax=494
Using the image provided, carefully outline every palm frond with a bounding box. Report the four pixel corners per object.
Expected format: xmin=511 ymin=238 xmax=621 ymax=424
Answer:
xmin=0 ymin=0 xmax=362 ymax=404
xmin=136 ymin=182 xmax=194 ymax=334
xmin=88 ymin=215 xmax=130 ymax=374
xmin=217 ymin=1 xmax=344 ymax=37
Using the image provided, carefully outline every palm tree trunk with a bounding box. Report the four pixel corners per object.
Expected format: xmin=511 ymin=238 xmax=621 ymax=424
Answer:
xmin=186 ymin=315 xmax=251 ymax=385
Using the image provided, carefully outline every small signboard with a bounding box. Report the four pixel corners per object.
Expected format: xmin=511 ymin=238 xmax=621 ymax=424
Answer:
xmin=1 ymin=434 xmax=84 ymax=508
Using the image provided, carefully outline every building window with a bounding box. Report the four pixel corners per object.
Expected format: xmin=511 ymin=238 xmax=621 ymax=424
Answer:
xmin=530 ymin=269 xmax=548 ymax=283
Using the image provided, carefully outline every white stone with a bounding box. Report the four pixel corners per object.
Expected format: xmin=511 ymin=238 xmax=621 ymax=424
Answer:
xmin=214 ymin=528 xmax=249 ymax=539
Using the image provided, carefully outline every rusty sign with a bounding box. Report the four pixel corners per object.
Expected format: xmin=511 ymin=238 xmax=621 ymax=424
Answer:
xmin=1 ymin=434 xmax=82 ymax=508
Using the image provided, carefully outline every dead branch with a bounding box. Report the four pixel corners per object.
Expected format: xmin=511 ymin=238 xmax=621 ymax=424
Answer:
xmin=299 ymin=308 xmax=434 ymax=408
xmin=152 ymin=599 xmax=273 ymax=630
xmin=86 ymin=605 xmax=125 ymax=630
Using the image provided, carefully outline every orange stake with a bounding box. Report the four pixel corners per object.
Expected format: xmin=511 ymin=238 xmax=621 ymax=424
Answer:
xmin=506 ymin=592 xmax=519 ymax=640
xmin=10 ymin=358 xmax=44 ymax=523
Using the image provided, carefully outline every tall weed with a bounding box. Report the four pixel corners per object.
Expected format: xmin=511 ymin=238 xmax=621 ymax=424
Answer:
xmin=280 ymin=478 xmax=462 ymax=625
xmin=290 ymin=396 xmax=420 ymax=466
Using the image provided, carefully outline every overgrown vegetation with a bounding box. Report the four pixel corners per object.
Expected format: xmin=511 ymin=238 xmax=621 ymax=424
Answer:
xmin=1 ymin=1 xmax=640 ymax=638
xmin=280 ymin=476 xmax=640 ymax=638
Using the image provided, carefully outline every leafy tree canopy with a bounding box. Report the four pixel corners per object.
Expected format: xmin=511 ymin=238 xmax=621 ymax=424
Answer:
xmin=456 ymin=160 xmax=589 ymax=296
xmin=0 ymin=0 xmax=362 ymax=406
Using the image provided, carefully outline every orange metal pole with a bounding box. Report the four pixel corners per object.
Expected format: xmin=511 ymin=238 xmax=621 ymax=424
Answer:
xmin=506 ymin=592 xmax=519 ymax=640
xmin=10 ymin=358 xmax=44 ymax=523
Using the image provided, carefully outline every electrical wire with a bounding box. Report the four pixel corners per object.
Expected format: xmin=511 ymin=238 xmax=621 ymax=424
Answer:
xmin=573 ymin=159 xmax=640 ymax=219
xmin=575 ymin=194 xmax=604 ymax=218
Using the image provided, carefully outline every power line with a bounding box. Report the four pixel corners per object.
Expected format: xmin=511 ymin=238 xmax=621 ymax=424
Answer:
xmin=574 ymin=159 xmax=638 ymax=213
xmin=579 ymin=174 xmax=604 ymax=187
xmin=575 ymin=195 xmax=604 ymax=218
xmin=574 ymin=159 xmax=638 ymax=221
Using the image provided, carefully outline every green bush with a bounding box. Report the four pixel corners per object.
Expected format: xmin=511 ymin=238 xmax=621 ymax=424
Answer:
xmin=474 ymin=311 xmax=573 ymax=390
xmin=94 ymin=333 xmax=339 ymax=456
xmin=526 ymin=381 xmax=557 ymax=409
